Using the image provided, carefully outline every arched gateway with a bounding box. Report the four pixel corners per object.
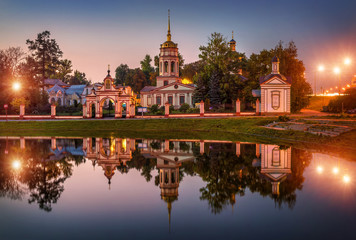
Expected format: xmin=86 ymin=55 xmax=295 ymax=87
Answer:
xmin=83 ymin=68 xmax=134 ymax=118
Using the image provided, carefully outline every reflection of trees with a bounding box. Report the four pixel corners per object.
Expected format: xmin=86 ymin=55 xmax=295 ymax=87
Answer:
xmin=192 ymin=144 xmax=312 ymax=213
xmin=193 ymin=143 xmax=245 ymax=214
xmin=0 ymin=139 xmax=78 ymax=212
xmin=125 ymin=148 xmax=156 ymax=182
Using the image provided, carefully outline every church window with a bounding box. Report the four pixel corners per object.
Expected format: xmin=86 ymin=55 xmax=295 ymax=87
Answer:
xmin=271 ymin=91 xmax=280 ymax=110
xmin=164 ymin=61 xmax=168 ymax=73
xmin=164 ymin=80 xmax=168 ymax=86
xmin=171 ymin=61 xmax=175 ymax=73
xmin=165 ymin=172 xmax=169 ymax=184
xmin=272 ymin=147 xmax=281 ymax=166
xmin=156 ymin=96 xmax=161 ymax=105
xmin=168 ymin=96 xmax=173 ymax=105
xmin=105 ymin=79 xmax=111 ymax=89
xmin=171 ymin=172 xmax=175 ymax=183
xmin=179 ymin=95 xmax=185 ymax=105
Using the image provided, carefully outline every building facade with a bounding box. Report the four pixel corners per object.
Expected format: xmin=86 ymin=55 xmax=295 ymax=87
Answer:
xmin=259 ymin=56 xmax=291 ymax=114
xmin=140 ymin=11 xmax=196 ymax=108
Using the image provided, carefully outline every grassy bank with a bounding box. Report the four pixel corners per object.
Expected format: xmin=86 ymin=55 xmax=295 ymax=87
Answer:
xmin=0 ymin=117 xmax=355 ymax=148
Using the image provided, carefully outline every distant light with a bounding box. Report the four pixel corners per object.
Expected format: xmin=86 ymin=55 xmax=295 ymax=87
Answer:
xmin=330 ymin=88 xmax=333 ymax=91
xmin=343 ymin=175 xmax=350 ymax=183
xmin=335 ymin=86 xmax=338 ymax=89
xmin=12 ymin=160 xmax=21 ymax=170
xmin=317 ymin=166 xmax=323 ymax=174
xmin=344 ymin=58 xmax=351 ymax=65
xmin=326 ymin=90 xmax=329 ymax=93
xmin=332 ymin=167 xmax=339 ymax=174
xmin=318 ymin=65 xmax=325 ymax=72
xmin=333 ymin=67 xmax=340 ymax=74
xmin=347 ymin=84 xmax=350 ymax=88
xmin=342 ymin=87 xmax=346 ymax=91
xmin=13 ymin=82 xmax=21 ymax=91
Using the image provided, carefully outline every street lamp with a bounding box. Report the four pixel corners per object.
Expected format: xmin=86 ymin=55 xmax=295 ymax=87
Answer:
xmin=333 ymin=67 xmax=341 ymax=95
xmin=344 ymin=58 xmax=351 ymax=65
xmin=315 ymin=65 xmax=325 ymax=96
xmin=13 ymin=82 xmax=21 ymax=91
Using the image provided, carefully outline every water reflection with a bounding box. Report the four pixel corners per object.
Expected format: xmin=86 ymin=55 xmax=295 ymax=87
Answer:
xmin=0 ymin=136 xmax=352 ymax=216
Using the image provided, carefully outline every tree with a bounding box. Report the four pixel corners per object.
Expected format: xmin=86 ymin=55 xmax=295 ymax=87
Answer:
xmin=140 ymin=54 xmax=154 ymax=84
xmin=26 ymin=30 xmax=63 ymax=86
xmin=68 ymin=70 xmax=90 ymax=85
xmin=51 ymin=59 xmax=73 ymax=83
xmin=131 ymin=68 xmax=147 ymax=92
xmin=115 ymin=64 xmax=129 ymax=85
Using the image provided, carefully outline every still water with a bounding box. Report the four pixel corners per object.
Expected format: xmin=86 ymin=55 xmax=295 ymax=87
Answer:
xmin=0 ymin=136 xmax=355 ymax=239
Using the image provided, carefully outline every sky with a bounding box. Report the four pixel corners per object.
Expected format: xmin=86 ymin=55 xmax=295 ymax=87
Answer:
xmin=0 ymin=0 xmax=356 ymax=91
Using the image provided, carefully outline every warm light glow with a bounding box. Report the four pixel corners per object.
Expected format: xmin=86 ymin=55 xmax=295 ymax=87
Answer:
xmin=333 ymin=67 xmax=340 ymax=74
xmin=335 ymin=86 xmax=338 ymax=89
xmin=13 ymin=82 xmax=21 ymax=91
xmin=326 ymin=90 xmax=329 ymax=93
xmin=330 ymin=88 xmax=333 ymax=91
xmin=182 ymin=78 xmax=193 ymax=84
xmin=12 ymin=160 xmax=21 ymax=170
xmin=317 ymin=166 xmax=323 ymax=174
xmin=342 ymin=87 xmax=346 ymax=91
xmin=347 ymin=84 xmax=350 ymax=88
xmin=318 ymin=65 xmax=325 ymax=72
xmin=332 ymin=167 xmax=339 ymax=174
xmin=343 ymin=175 xmax=350 ymax=183
xmin=344 ymin=58 xmax=351 ymax=65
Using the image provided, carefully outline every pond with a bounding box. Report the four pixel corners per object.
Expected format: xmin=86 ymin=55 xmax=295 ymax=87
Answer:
xmin=0 ymin=136 xmax=355 ymax=239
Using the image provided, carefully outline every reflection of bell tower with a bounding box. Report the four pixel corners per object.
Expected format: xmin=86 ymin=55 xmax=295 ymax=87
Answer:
xmin=157 ymin=157 xmax=181 ymax=231
xmin=260 ymin=144 xmax=292 ymax=196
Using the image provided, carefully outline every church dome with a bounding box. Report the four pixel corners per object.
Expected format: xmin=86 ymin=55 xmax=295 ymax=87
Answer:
xmin=272 ymin=56 xmax=280 ymax=63
xmin=162 ymin=40 xmax=177 ymax=48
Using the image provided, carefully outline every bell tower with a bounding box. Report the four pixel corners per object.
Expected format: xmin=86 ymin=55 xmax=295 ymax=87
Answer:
xmin=156 ymin=10 xmax=181 ymax=87
xmin=229 ymin=31 xmax=236 ymax=52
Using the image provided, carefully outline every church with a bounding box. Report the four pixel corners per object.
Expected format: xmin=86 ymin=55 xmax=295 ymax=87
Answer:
xmin=140 ymin=11 xmax=196 ymax=108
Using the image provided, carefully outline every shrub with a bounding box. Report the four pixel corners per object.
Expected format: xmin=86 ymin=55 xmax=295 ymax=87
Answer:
xmin=149 ymin=104 xmax=159 ymax=114
xmin=179 ymin=103 xmax=190 ymax=113
xmin=278 ymin=115 xmax=290 ymax=122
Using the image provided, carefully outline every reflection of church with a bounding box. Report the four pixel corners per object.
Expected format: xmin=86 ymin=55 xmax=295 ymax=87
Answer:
xmin=140 ymin=139 xmax=195 ymax=228
xmin=83 ymin=137 xmax=134 ymax=186
xmin=259 ymin=145 xmax=292 ymax=195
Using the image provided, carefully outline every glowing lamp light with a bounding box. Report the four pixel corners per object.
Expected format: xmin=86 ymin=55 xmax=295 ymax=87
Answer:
xmin=332 ymin=167 xmax=339 ymax=174
xmin=12 ymin=160 xmax=21 ymax=170
xmin=317 ymin=166 xmax=323 ymax=174
xmin=333 ymin=67 xmax=340 ymax=74
xmin=318 ymin=65 xmax=325 ymax=72
xmin=347 ymin=84 xmax=350 ymax=88
xmin=342 ymin=87 xmax=346 ymax=91
xmin=343 ymin=175 xmax=350 ymax=183
xmin=335 ymin=86 xmax=338 ymax=89
xmin=13 ymin=82 xmax=21 ymax=91
xmin=330 ymin=88 xmax=333 ymax=91
xmin=344 ymin=58 xmax=351 ymax=65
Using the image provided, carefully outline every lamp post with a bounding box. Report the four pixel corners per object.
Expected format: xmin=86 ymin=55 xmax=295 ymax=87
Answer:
xmin=315 ymin=65 xmax=325 ymax=96
xmin=333 ymin=67 xmax=341 ymax=95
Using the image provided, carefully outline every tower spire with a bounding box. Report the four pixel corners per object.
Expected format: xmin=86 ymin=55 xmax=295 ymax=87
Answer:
xmin=107 ymin=64 xmax=111 ymax=76
xmin=167 ymin=9 xmax=171 ymax=41
xmin=232 ymin=30 xmax=234 ymax=40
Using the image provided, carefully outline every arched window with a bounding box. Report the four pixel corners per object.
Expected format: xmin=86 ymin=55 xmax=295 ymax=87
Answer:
xmin=50 ymin=98 xmax=56 ymax=104
xmin=164 ymin=61 xmax=168 ymax=73
xmin=171 ymin=61 xmax=175 ymax=73
xmin=57 ymin=98 xmax=62 ymax=106
xmin=105 ymin=79 xmax=111 ymax=89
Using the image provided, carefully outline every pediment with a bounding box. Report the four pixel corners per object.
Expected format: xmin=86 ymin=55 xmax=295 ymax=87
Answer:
xmin=265 ymin=77 xmax=287 ymax=85
xmin=155 ymin=83 xmax=195 ymax=92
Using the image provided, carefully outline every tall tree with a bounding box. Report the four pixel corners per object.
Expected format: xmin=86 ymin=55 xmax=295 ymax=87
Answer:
xmin=26 ymin=30 xmax=63 ymax=86
xmin=68 ymin=70 xmax=90 ymax=85
xmin=140 ymin=54 xmax=154 ymax=85
xmin=51 ymin=59 xmax=73 ymax=83
xmin=115 ymin=64 xmax=129 ymax=85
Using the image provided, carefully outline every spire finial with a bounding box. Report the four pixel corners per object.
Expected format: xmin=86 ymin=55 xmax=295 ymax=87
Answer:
xmin=232 ymin=30 xmax=234 ymax=39
xmin=107 ymin=64 xmax=110 ymax=76
xmin=167 ymin=9 xmax=171 ymax=41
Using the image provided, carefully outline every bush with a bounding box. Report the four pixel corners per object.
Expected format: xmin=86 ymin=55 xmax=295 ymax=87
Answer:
xmin=179 ymin=103 xmax=190 ymax=113
xmin=278 ymin=115 xmax=290 ymax=122
xmin=149 ymin=104 xmax=159 ymax=114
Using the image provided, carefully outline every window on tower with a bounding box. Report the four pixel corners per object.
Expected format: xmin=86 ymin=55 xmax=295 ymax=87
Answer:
xmin=171 ymin=61 xmax=175 ymax=73
xmin=164 ymin=61 xmax=168 ymax=73
xmin=156 ymin=96 xmax=161 ymax=105
xmin=164 ymin=80 xmax=168 ymax=86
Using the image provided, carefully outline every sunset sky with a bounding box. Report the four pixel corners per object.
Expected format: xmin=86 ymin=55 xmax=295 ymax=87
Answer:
xmin=1 ymin=0 xmax=355 ymax=89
